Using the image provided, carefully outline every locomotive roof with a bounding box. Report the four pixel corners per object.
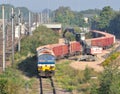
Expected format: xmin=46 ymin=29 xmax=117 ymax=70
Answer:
xmin=37 ymin=46 xmax=55 ymax=56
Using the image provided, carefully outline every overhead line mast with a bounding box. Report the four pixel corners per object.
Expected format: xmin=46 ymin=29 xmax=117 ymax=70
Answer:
xmin=2 ymin=5 xmax=6 ymax=72
xmin=11 ymin=8 xmax=15 ymax=65
xmin=18 ymin=9 xmax=21 ymax=52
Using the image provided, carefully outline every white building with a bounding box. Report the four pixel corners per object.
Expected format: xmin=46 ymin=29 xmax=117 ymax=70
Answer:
xmin=21 ymin=24 xmax=28 ymax=35
xmin=15 ymin=23 xmax=28 ymax=38
xmin=15 ymin=25 xmax=20 ymax=38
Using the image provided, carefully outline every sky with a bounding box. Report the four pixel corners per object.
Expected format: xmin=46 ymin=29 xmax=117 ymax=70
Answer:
xmin=0 ymin=0 xmax=120 ymax=12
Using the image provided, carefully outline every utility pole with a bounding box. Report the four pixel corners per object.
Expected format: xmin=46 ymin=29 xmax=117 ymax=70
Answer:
xmin=35 ymin=13 xmax=37 ymax=28
xmin=29 ymin=11 xmax=32 ymax=35
xmin=39 ymin=13 xmax=40 ymax=24
xmin=2 ymin=5 xmax=6 ymax=72
xmin=47 ymin=9 xmax=49 ymax=23
xmin=11 ymin=8 xmax=15 ymax=65
xmin=40 ymin=12 xmax=43 ymax=24
xmin=18 ymin=9 xmax=21 ymax=52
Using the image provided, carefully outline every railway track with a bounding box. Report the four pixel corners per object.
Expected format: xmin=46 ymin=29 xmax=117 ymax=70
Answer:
xmin=39 ymin=77 xmax=56 ymax=94
xmin=38 ymin=76 xmax=71 ymax=94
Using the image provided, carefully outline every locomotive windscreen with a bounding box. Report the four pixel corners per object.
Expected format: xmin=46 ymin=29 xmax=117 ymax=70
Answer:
xmin=38 ymin=54 xmax=55 ymax=64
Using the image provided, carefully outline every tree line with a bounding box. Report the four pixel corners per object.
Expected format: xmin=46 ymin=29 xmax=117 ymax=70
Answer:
xmin=1 ymin=4 xmax=120 ymax=39
xmin=90 ymin=6 xmax=120 ymax=39
xmin=52 ymin=6 xmax=100 ymax=28
xmin=52 ymin=6 xmax=120 ymax=39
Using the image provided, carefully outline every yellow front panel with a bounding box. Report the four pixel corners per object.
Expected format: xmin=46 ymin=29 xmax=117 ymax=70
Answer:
xmin=38 ymin=65 xmax=55 ymax=71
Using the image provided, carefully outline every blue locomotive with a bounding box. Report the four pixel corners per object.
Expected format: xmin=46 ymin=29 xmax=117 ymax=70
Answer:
xmin=36 ymin=46 xmax=55 ymax=77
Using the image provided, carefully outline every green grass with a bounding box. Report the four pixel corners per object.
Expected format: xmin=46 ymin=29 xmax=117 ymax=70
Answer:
xmin=0 ymin=67 xmax=36 ymax=94
xmin=54 ymin=60 xmax=99 ymax=93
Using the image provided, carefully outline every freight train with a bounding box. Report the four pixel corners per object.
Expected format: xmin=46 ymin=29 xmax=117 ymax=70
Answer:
xmin=91 ymin=30 xmax=115 ymax=49
xmin=36 ymin=30 xmax=115 ymax=77
xmin=36 ymin=41 xmax=82 ymax=77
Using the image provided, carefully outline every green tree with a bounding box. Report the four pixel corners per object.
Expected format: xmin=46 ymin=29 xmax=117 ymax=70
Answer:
xmin=98 ymin=67 xmax=113 ymax=94
xmin=91 ymin=15 xmax=99 ymax=29
xmin=98 ymin=63 xmax=120 ymax=94
xmin=109 ymin=13 xmax=120 ymax=39
xmin=92 ymin=6 xmax=115 ymax=31
xmin=109 ymin=62 xmax=120 ymax=94
xmin=80 ymin=9 xmax=101 ymax=16
xmin=0 ymin=4 xmax=29 ymax=21
xmin=54 ymin=7 xmax=74 ymax=26
xmin=54 ymin=7 xmax=88 ymax=27
xmin=72 ymin=12 xmax=87 ymax=27
xmin=20 ymin=26 xmax=59 ymax=56
xmin=109 ymin=70 xmax=120 ymax=94
xmin=99 ymin=6 xmax=114 ymax=30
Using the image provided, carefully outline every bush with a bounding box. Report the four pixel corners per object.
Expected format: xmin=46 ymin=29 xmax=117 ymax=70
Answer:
xmin=84 ymin=67 xmax=91 ymax=82
xmin=20 ymin=26 xmax=60 ymax=57
xmin=0 ymin=69 xmax=23 ymax=94
xmin=0 ymin=67 xmax=35 ymax=94
xmin=55 ymin=61 xmax=98 ymax=93
xmin=102 ymin=52 xmax=120 ymax=66
xmin=0 ymin=79 xmax=8 ymax=94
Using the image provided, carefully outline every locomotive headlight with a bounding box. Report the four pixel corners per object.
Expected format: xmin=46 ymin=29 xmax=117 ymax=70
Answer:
xmin=50 ymin=66 xmax=54 ymax=69
xmin=38 ymin=66 xmax=42 ymax=70
xmin=40 ymin=66 xmax=42 ymax=69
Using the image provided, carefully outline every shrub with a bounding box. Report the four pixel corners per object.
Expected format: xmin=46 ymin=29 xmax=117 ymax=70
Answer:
xmin=20 ymin=26 xmax=60 ymax=57
xmin=84 ymin=67 xmax=91 ymax=82
xmin=102 ymin=52 xmax=120 ymax=66
xmin=0 ymin=78 xmax=8 ymax=94
xmin=55 ymin=61 xmax=98 ymax=93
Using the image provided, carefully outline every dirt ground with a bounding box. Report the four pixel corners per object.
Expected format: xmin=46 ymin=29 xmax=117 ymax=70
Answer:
xmin=70 ymin=51 xmax=106 ymax=72
xmin=70 ymin=42 xmax=120 ymax=72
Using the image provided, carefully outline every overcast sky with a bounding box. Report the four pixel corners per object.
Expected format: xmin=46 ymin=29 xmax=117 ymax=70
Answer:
xmin=0 ymin=0 xmax=120 ymax=12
